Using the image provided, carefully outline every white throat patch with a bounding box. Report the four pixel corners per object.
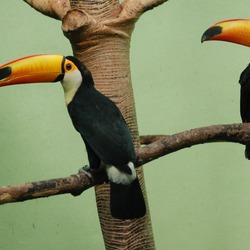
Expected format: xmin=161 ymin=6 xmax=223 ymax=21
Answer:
xmin=61 ymin=69 xmax=82 ymax=105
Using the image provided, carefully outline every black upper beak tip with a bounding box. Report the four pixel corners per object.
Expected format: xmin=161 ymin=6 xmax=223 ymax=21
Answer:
xmin=201 ymin=26 xmax=223 ymax=44
xmin=201 ymin=34 xmax=207 ymax=43
xmin=201 ymin=29 xmax=212 ymax=43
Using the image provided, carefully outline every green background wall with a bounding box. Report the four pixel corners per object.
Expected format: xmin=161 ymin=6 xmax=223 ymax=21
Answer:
xmin=1 ymin=1 xmax=250 ymax=249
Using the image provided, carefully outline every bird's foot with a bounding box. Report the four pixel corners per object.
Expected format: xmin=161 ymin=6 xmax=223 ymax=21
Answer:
xmin=79 ymin=164 xmax=108 ymax=185
xmin=78 ymin=165 xmax=92 ymax=179
xmin=71 ymin=165 xmax=93 ymax=197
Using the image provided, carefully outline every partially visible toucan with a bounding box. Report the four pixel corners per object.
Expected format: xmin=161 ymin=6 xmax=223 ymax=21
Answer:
xmin=201 ymin=19 xmax=250 ymax=159
xmin=0 ymin=54 xmax=146 ymax=219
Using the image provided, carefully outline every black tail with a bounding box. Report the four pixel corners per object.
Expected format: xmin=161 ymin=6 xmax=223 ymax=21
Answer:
xmin=245 ymin=144 xmax=250 ymax=160
xmin=110 ymin=178 xmax=146 ymax=219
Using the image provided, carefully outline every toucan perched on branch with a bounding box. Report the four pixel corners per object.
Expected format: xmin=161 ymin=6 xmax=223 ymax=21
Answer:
xmin=0 ymin=54 xmax=146 ymax=219
xmin=201 ymin=19 xmax=250 ymax=159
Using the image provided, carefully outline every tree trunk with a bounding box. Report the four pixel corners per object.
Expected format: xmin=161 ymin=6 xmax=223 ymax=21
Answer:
xmin=61 ymin=2 xmax=154 ymax=249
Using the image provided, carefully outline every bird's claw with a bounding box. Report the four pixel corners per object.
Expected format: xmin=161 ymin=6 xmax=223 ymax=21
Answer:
xmin=78 ymin=165 xmax=92 ymax=178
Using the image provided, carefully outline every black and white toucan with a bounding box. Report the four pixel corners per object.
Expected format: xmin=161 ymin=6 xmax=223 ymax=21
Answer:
xmin=0 ymin=54 xmax=146 ymax=219
xmin=201 ymin=19 xmax=250 ymax=159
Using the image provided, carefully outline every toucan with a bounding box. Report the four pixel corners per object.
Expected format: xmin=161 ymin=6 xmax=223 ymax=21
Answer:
xmin=201 ymin=19 xmax=250 ymax=159
xmin=0 ymin=54 xmax=146 ymax=219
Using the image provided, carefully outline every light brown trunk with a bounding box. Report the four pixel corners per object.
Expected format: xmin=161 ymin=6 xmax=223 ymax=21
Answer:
xmin=62 ymin=1 xmax=155 ymax=249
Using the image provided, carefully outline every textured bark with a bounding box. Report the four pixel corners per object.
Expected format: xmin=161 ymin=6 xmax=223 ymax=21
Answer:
xmin=21 ymin=0 xmax=169 ymax=249
xmin=0 ymin=173 xmax=95 ymax=204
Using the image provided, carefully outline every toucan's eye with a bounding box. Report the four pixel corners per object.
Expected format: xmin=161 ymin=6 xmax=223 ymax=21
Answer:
xmin=66 ymin=63 xmax=72 ymax=71
xmin=64 ymin=59 xmax=77 ymax=72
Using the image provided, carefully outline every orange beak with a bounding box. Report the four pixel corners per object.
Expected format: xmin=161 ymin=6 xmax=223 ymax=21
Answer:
xmin=201 ymin=19 xmax=250 ymax=47
xmin=0 ymin=54 xmax=65 ymax=87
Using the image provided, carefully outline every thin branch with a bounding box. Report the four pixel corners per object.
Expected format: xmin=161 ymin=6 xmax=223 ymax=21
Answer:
xmin=1 ymin=123 xmax=249 ymax=205
xmin=137 ymin=123 xmax=250 ymax=166
xmin=120 ymin=0 xmax=168 ymax=19
xmin=0 ymin=173 xmax=95 ymax=205
xmin=24 ymin=0 xmax=71 ymax=20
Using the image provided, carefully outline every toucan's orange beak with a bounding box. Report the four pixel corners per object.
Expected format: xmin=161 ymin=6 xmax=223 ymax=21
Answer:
xmin=0 ymin=54 xmax=65 ymax=87
xmin=201 ymin=19 xmax=250 ymax=47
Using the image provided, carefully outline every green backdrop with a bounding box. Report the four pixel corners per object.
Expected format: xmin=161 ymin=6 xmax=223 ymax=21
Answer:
xmin=1 ymin=1 xmax=250 ymax=249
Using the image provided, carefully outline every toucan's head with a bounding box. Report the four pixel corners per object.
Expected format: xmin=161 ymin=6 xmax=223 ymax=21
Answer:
xmin=0 ymin=54 xmax=94 ymax=104
xmin=201 ymin=19 xmax=250 ymax=47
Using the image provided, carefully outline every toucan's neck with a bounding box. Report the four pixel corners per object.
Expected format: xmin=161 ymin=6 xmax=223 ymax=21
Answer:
xmin=64 ymin=80 xmax=96 ymax=106
xmin=63 ymin=86 xmax=80 ymax=105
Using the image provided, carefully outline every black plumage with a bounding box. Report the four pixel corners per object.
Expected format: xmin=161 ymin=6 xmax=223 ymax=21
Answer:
xmin=239 ymin=64 xmax=250 ymax=159
xmin=65 ymin=57 xmax=146 ymax=219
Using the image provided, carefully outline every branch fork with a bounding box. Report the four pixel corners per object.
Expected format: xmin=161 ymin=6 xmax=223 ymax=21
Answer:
xmin=24 ymin=0 xmax=168 ymax=21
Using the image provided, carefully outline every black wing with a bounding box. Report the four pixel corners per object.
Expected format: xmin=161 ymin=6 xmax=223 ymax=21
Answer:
xmin=67 ymin=86 xmax=136 ymax=168
xmin=239 ymin=64 xmax=250 ymax=123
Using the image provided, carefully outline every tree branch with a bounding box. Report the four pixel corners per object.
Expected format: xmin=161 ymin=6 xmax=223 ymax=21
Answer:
xmin=24 ymin=0 xmax=71 ymax=20
xmin=137 ymin=123 xmax=250 ymax=166
xmin=0 ymin=173 xmax=95 ymax=204
xmin=1 ymin=123 xmax=249 ymax=205
xmin=120 ymin=0 xmax=168 ymax=20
